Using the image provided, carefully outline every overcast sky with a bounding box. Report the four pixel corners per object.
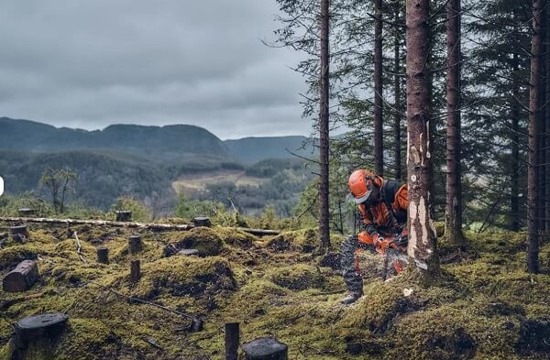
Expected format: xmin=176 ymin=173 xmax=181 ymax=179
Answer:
xmin=0 ymin=1 xmax=312 ymax=139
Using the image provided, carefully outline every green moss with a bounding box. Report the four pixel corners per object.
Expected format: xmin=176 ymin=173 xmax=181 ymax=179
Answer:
xmin=265 ymin=264 xmax=325 ymax=291
xmin=226 ymin=279 xmax=290 ymax=318
xmin=164 ymin=227 xmax=224 ymax=256
xmin=215 ymin=227 xmax=257 ymax=249
xmin=131 ymin=256 xmax=236 ymax=300
xmin=266 ymin=228 xmax=318 ymax=253
xmin=0 ymin=245 xmax=42 ymax=270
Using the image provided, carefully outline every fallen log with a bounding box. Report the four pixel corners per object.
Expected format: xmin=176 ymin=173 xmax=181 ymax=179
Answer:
xmin=3 ymin=260 xmax=39 ymax=293
xmin=0 ymin=217 xmax=280 ymax=236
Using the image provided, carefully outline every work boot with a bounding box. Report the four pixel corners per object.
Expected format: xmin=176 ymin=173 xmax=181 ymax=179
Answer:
xmin=341 ymin=290 xmax=363 ymax=305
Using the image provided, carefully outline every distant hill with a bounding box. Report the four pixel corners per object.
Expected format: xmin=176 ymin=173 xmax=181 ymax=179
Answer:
xmin=0 ymin=117 xmax=232 ymax=162
xmin=224 ymin=136 xmax=316 ymax=163
xmin=0 ymin=149 xmax=175 ymax=210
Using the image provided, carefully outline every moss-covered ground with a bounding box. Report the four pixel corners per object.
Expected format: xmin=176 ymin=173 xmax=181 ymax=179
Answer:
xmin=0 ymin=223 xmax=549 ymax=359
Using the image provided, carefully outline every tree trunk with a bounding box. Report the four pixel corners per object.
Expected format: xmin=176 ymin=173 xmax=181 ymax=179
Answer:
xmin=445 ymin=0 xmax=465 ymax=247
xmin=374 ymin=0 xmax=384 ymax=176
xmin=406 ymin=0 xmax=439 ymax=278
xmin=393 ymin=4 xmax=402 ymax=182
xmin=539 ymin=5 xmax=547 ymax=233
xmin=546 ymin=6 xmax=550 ymax=231
xmin=318 ymin=0 xmax=331 ymax=253
xmin=527 ymin=0 xmax=542 ymax=274
xmin=511 ymin=52 xmax=520 ymax=231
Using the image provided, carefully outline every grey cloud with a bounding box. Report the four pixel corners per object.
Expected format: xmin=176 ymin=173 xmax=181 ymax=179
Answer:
xmin=0 ymin=0 xmax=310 ymax=139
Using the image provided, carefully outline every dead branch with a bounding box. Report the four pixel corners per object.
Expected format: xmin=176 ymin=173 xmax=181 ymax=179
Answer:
xmin=73 ymin=231 xmax=86 ymax=263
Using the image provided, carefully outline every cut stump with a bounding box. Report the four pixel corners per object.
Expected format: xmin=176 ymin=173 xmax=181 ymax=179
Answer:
xmin=193 ymin=217 xmax=212 ymax=228
xmin=130 ymin=260 xmax=141 ymax=283
xmin=128 ymin=235 xmax=143 ymax=254
xmin=9 ymin=313 xmax=68 ymax=358
xmin=10 ymin=226 xmax=29 ymax=243
xmin=115 ymin=211 xmax=132 ymax=222
xmin=97 ymin=248 xmax=109 ymax=264
xmin=225 ymin=322 xmax=240 ymax=360
xmin=3 ymin=260 xmax=39 ymax=293
xmin=242 ymin=338 xmax=288 ymax=360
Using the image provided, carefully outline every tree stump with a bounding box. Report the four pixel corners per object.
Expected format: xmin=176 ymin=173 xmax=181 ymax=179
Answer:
xmin=242 ymin=338 xmax=288 ymax=360
xmin=130 ymin=260 xmax=141 ymax=283
xmin=128 ymin=235 xmax=143 ymax=254
xmin=9 ymin=313 xmax=68 ymax=359
xmin=10 ymin=226 xmax=29 ymax=243
xmin=3 ymin=260 xmax=39 ymax=293
xmin=115 ymin=211 xmax=132 ymax=222
xmin=225 ymin=322 xmax=240 ymax=360
xmin=17 ymin=208 xmax=36 ymax=217
xmin=193 ymin=217 xmax=212 ymax=228
xmin=97 ymin=248 xmax=109 ymax=264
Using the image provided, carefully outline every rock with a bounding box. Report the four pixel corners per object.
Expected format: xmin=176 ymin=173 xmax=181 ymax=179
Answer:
xmin=3 ymin=260 xmax=39 ymax=293
xmin=178 ymin=249 xmax=199 ymax=256
xmin=242 ymin=337 xmax=288 ymax=360
xmin=515 ymin=320 xmax=550 ymax=354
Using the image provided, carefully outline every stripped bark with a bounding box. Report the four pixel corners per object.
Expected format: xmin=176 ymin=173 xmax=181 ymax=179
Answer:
xmin=393 ymin=4 xmax=402 ymax=182
xmin=374 ymin=0 xmax=384 ymax=176
xmin=406 ymin=0 xmax=440 ymax=277
xmin=527 ymin=0 xmax=542 ymax=273
xmin=445 ymin=0 xmax=466 ymax=247
xmin=318 ymin=0 xmax=331 ymax=253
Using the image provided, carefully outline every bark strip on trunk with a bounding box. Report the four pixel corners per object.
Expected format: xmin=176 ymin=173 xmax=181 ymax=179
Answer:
xmin=511 ymin=52 xmax=520 ymax=231
xmin=406 ymin=0 xmax=440 ymax=277
xmin=394 ymin=4 xmax=402 ymax=182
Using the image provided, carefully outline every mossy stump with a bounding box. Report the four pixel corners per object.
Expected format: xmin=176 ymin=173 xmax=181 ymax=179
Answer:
xmin=115 ymin=211 xmax=132 ymax=222
xmin=128 ymin=235 xmax=143 ymax=254
xmin=3 ymin=260 xmax=39 ymax=293
xmin=242 ymin=338 xmax=288 ymax=360
xmin=97 ymin=248 xmax=109 ymax=264
xmin=9 ymin=313 xmax=68 ymax=360
xmin=10 ymin=226 xmax=29 ymax=243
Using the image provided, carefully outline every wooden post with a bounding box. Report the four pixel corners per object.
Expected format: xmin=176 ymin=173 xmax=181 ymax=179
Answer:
xmin=225 ymin=322 xmax=240 ymax=360
xmin=242 ymin=338 xmax=288 ymax=360
xmin=130 ymin=260 xmax=141 ymax=283
xmin=128 ymin=235 xmax=143 ymax=254
xmin=97 ymin=248 xmax=109 ymax=264
xmin=10 ymin=226 xmax=29 ymax=242
xmin=192 ymin=217 xmax=212 ymax=227
xmin=9 ymin=313 xmax=68 ymax=359
xmin=115 ymin=211 xmax=132 ymax=222
xmin=3 ymin=260 xmax=39 ymax=293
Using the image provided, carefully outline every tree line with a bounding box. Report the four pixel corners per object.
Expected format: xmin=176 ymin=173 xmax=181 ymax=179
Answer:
xmin=275 ymin=0 xmax=550 ymax=275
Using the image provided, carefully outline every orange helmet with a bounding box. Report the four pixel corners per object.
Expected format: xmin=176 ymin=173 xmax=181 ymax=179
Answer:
xmin=348 ymin=169 xmax=381 ymax=204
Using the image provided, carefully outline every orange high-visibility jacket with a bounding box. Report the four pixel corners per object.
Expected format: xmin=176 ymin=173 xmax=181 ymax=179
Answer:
xmin=357 ymin=178 xmax=407 ymax=236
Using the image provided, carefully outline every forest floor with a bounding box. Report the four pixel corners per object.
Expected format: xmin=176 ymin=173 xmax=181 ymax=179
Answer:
xmin=0 ymin=222 xmax=549 ymax=360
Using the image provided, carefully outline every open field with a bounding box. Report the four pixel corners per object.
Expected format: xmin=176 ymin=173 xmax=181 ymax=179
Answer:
xmin=171 ymin=170 xmax=266 ymax=194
